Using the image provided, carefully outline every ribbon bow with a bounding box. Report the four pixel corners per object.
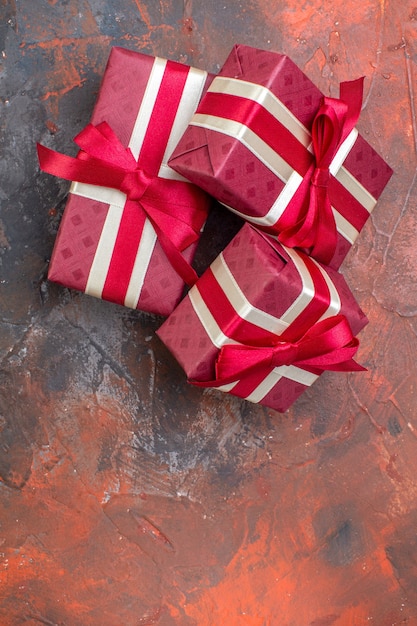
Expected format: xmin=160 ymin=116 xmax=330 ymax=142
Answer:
xmin=37 ymin=122 xmax=205 ymax=286
xmin=278 ymin=77 xmax=364 ymax=265
xmin=192 ymin=315 xmax=365 ymax=388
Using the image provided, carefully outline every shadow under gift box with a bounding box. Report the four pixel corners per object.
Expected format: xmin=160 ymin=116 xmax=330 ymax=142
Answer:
xmin=43 ymin=47 xmax=214 ymax=317
xmin=168 ymin=44 xmax=393 ymax=270
xmin=157 ymin=223 xmax=368 ymax=412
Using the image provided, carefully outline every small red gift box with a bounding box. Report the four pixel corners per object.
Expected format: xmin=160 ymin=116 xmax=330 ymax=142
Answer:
xmin=168 ymin=44 xmax=393 ymax=269
xmin=157 ymin=223 xmax=368 ymax=412
xmin=38 ymin=47 xmax=213 ymax=316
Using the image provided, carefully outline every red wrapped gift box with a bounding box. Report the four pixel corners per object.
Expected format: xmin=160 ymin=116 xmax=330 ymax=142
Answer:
xmin=168 ymin=44 xmax=393 ymax=269
xmin=157 ymin=223 xmax=368 ymax=412
xmin=39 ymin=47 xmax=213 ymax=316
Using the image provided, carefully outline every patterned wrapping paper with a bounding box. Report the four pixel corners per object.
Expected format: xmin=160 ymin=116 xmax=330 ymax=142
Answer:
xmin=157 ymin=223 xmax=369 ymax=412
xmin=168 ymin=44 xmax=393 ymax=270
xmin=42 ymin=47 xmax=213 ymax=316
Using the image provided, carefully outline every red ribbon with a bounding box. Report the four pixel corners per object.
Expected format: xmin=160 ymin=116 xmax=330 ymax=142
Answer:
xmin=278 ymin=77 xmax=364 ymax=265
xmin=37 ymin=122 xmax=205 ymax=286
xmin=192 ymin=314 xmax=365 ymax=388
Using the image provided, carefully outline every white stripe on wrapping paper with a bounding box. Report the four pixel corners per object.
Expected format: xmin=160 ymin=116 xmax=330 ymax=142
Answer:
xmin=207 ymin=76 xmax=312 ymax=148
xmin=189 ymin=288 xmax=235 ymax=349
xmin=333 ymin=210 xmax=358 ymax=244
xmin=331 ymin=128 xmax=371 ymax=241
xmin=191 ymin=113 xmax=295 ymax=183
xmin=159 ymin=66 xmax=209 ymax=181
xmin=85 ymin=203 xmax=124 ymax=298
xmin=329 ymin=128 xmax=358 ymax=176
xmin=335 ymin=167 xmax=376 ymax=213
xmin=311 ymin=257 xmax=341 ymax=321
xmin=266 ymin=170 xmax=304 ymax=224
xmin=218 ymin=366 xmax=319 ymax=402
xmin=244 ymin=366 xmax=319 ymax=404
xmin=277 ymin=365 xmax=319 ymax=385
xmin=220 ymin=169 xmax=304 ymax=227
xmin=124 ymin=219 xmax=158 ymax=308
xmin=211 ymin=253 xmax=290 ymax=334
xmin=129 ymin=57 xmax=168 ymax=161
xmin=330 ymin=128 xmax=377 ymax=213
xmin=71 ymin=181 xmax=128 ymax=299
xmin=215 ymin=381 xmax=239 ymax=393
xmin=70 ymin=182 xmax=158 ymax=306
xmin=277 ymin=246 xmax=316 ymax=326
xmin=71 ymin=182 xmax=127 ymax=208
xmin=207 ymin=76 xmax=311 ymax=148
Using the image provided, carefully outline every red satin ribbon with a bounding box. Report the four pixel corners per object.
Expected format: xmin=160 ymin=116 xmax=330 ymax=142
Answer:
xmin=37 ymin=122 xmax=204 ymax=286
xmin=192 ymin=314 xmax=365 ymax=388
xmin=278 ymin=77 xmax=364 ymax=265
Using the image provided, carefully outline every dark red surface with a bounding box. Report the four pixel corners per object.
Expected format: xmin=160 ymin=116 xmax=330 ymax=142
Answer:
xmin=0 ymin=1 xmax=416 ymax=624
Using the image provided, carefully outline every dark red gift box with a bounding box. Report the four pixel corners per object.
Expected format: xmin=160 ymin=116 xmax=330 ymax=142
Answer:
xmin=157 ymin=223 xmax=369 ymax=412
xmin=168 ymin=44 xmax=393 ymax=269
xmin=39 ymin=47 xmax=213 ymax=316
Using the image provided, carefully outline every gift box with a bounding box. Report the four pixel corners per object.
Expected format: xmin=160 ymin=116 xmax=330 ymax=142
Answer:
xmin=38 ymin=47 xmax=213 ymax=316
xmin=168 ymin=44 xmax=393 ymax=269
xmin=157 ymin=223 xmax=368 ymax=412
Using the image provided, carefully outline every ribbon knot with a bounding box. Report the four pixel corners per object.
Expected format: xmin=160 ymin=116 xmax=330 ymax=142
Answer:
xmin=270 ymin=342 xmax=299 ymax=367
xmin=278 ymin=77 xmax=364 ymax=265
xmin=120 ymin=168 xmax=152 ymax=201
xmin=311 ymin=166 xmax=330 ymax=189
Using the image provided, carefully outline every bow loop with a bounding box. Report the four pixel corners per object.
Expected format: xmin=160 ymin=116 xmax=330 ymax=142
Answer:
xmin=205 ymin=315 xmax=365 ymax=387
xmin=278 ymin=78 xmax=364 ymax=265
xmin=311 ymin=99 xmax=347 ymax=169
xmin=75 ymin=122 xmax=137 ymax=169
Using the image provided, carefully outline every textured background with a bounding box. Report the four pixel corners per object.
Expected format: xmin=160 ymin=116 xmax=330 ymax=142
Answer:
xmin=0 ymin=1 xmax=416 ymax=624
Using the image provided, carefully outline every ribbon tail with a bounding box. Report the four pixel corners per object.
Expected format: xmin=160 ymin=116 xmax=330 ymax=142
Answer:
xmin=144 ymin=203 xmax=200 ymax=251
xmin=279 ymin=187 xmax=337 ymax=264
xmin=324 ymin=359 xmax=366 ymax=372
xmin=147 ymin=216 xmax=198 ymax=287
xmin=37 ymin=143 xmax=127 ymax=189
xmin=293 ymin=316 xmax=365 ymax=371
xmin=308 ymin=190 xmax=338 ymax=265
xmin=339 ymin=77 xmax=364 ymax=142
xmin=279 ymin=197 xmax=318 ymax=250
xmin=296 ymin=345 xmax=366 ymax=372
